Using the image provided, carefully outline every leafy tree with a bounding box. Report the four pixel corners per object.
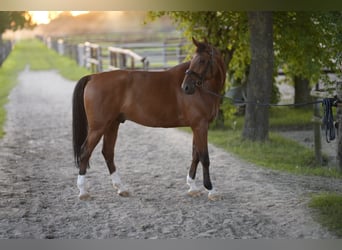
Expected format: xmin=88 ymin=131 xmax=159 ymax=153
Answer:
xmin=148 ymin=11 xmax=247 ymax=67
xmin=274 ymin=12 xmax=342 ymax=105
xmin=0 ymin=11 xmax=34 ymax=43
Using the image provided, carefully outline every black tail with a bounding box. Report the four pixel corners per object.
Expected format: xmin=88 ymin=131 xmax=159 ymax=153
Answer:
xmin=72 ymin=75 xmax=91 ymax=168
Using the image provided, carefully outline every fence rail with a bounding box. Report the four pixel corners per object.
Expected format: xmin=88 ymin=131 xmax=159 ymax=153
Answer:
xmin=108 ymin=46 xmax=148 ymax=71
xmin=42 ymin=36 xmax=189 ymax=73
xmin=0 ymin=41 xmax=13 ymax=67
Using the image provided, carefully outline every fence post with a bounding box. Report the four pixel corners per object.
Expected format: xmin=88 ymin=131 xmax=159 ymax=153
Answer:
xmin=77 ymin=44 xmax=85 ymax=67
xmin=162 ymin=41 xmax=167 ymax=68
xmin=57 ymin=39 xmax=64 ymax=55
xmin=84 ymin=42 xmax=90 ymax=70
xmin=311 ymin=83 xmax=322 ymax=165
xmin=96 ymin=46 xmax=102 ymax=72
xmin=336 ymin=81 xmax=342 ymax=171
xmin=46 ymin=37 xmax=52 ymax=49
xmin=313 ymin=99 xmax=322 ymax=165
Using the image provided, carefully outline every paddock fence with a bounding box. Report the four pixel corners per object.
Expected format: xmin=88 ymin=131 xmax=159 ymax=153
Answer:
xmin=42 ymin=36 xmax=189 ymax=73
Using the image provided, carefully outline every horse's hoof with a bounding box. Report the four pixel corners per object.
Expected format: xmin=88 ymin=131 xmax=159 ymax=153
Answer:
xmin=118 ymin=190 xmax=130 ymax=197
xmin=208 ymin=192 xmax=222 ymax=201
xmin=187 ymin=189 xmax=202 ymax=197
xmin=79 ymin=192 xmax=91 ymax=200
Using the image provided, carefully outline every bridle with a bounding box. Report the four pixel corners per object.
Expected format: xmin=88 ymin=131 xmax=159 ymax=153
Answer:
xmin=185 ymin=47 xmax=214 ymax=87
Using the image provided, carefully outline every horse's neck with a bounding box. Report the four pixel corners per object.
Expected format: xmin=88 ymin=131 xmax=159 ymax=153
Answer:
xmin=170 ymin=61 xmax=190 ymax=72
xmin=215 ymin=58 xmax=226 ymax=92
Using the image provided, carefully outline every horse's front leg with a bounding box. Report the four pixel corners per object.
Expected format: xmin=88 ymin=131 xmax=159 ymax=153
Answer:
xmin=186 ymin=140 xmax=202 ymax=197
xmin=191 ymin=124 xmax=221 ymax=201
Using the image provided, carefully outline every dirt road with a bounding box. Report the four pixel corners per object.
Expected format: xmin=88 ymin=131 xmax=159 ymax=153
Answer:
xmin=0 ymin=68 xmax=341 ymax=239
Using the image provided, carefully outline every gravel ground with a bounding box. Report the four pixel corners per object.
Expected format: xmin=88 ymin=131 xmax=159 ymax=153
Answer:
xmin=0 ymin=68 xmax=342 ymax=239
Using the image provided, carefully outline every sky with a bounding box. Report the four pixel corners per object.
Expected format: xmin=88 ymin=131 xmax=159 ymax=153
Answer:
xmin=29 ymin=11 xmax=89 ymax=24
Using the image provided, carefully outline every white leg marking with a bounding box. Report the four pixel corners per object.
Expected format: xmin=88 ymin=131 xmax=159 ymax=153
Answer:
xmin=77 ymin=175 xmax=90 ymax=200
xmin=186 ymin=174 xmax=202 ymax=197
xmin=206 ymin=187 xmax=222 ymax=201
xmin=111 ymin=171 xmax=129 ymax=197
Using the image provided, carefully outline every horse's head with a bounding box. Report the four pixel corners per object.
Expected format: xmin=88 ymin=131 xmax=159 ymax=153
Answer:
xmin=181 ymin=37 xmax=225 ymax=95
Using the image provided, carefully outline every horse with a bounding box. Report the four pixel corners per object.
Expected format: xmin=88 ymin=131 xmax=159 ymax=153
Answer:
xmin=72 ymin=37 xmax=226 ymax=201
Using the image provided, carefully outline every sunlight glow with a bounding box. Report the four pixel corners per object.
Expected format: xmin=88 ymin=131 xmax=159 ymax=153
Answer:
xmin=29 ymin=11 xmax=89 ymax=25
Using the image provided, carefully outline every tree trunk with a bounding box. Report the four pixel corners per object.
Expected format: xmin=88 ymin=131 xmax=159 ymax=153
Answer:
xmin=294 ymin=75 xmax=312 ymax=108
xmin=242 ymin=11 xmax=274 ymax=141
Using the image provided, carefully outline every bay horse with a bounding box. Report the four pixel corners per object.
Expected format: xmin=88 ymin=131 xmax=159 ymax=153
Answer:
xmin=72 ymin=37 xmax=226 ymax=200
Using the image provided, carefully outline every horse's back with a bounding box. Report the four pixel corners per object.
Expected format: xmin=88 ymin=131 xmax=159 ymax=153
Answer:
xmin=83 ymin=69 xmax=188 ymax=128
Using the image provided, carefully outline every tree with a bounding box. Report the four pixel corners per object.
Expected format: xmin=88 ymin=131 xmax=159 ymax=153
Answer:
xmin=242 ymin=12 xmax=274 ymax=141
xmin=274 ymin=12 xmax=342 ymax=106
xmin=149 ymin=12 xmax=245 ymax=65
xmin=0 ymin=11 xmax=34 ymax=43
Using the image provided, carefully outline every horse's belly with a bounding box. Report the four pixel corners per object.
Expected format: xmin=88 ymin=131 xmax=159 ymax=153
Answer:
xmin=125 ymin=108 xmax=187 ymax=128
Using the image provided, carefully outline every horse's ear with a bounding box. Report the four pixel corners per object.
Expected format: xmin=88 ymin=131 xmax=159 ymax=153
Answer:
xmin=192 ymin=37 xmax=200 ymax=47
xmin=203 ymin=37 xmax=209 ymax=44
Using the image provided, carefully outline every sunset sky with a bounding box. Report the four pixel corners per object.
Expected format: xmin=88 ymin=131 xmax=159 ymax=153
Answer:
xmin=29 ymin=11 xmax=89 ymax=24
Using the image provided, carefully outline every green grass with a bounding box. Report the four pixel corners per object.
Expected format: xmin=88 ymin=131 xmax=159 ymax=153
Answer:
xmin=0 ymin=39 xmax=90 ymax=138
xmin=22 ymin=39 xmax=90 ymax=80
xmin=207 ymin=129 xmax=342 ymax=178
xmin=309 ymin=193 xmax=342 ymax=237
xmin=269 ymin=106 xmax=313 ymax=129
xmin=230 ymin=107 xmax=313 ymax=131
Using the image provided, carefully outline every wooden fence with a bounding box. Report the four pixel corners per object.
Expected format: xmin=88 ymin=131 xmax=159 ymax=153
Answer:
xmin=0 ymin=41 xmax=13 ymax=67
xmin=43 ymin=36 xmax=189 ymax=73
xmin=108 ymin=46 xmax=149 ymax=71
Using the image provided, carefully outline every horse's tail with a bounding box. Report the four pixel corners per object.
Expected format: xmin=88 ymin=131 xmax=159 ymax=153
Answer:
xmin=72 ymin=75 xmax=91 ymax=168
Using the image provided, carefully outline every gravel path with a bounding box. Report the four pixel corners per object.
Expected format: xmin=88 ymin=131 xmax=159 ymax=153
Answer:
xmin=0 ymin=68 xmax=342 ymax=239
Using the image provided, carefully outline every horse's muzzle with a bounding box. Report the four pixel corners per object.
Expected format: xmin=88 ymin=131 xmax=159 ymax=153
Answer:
xmin=181 ymin=79 xmax=196 ymax=95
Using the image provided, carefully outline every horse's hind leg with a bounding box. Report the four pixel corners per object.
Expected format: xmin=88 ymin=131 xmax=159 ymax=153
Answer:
xmin=102 ymin=122 xmax=129 ymax=197
xmin=77 ymin=128 xmax=103 ymax=200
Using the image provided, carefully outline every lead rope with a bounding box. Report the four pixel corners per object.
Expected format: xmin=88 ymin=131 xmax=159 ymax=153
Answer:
xmin=322 ymin=98 xmax=337 ymax=143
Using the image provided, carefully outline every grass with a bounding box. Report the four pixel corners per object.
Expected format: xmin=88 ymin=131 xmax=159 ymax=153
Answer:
xmin=207 ymin=129 xmax=342 ymax=178
xmin=0 ymin=39 xmax=90 ymax=137
xmin=269 ymin=106 xmax=313 ymax=129
xmin=230 ymin=106 xmax=313 ymax=131
xmin=22 ymin=39 xmax=90 ymax=80
xmin=309 ymin=193 xmax=342 ymax=237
